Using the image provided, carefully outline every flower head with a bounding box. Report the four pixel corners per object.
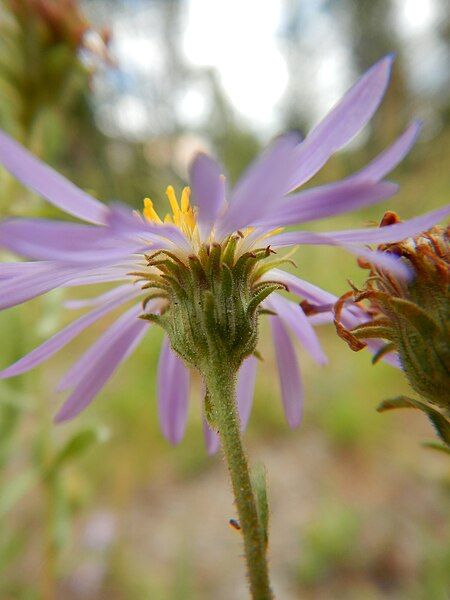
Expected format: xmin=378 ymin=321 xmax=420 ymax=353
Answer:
xmin=0 ymin=55 xmax=448 ymax=452
xmin=335 ymin=214 xmax=449 ymax=448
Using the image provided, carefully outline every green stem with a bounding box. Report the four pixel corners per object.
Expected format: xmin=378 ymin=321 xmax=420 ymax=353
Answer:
xmin=204 ymin=362 xmax=273 ymax=600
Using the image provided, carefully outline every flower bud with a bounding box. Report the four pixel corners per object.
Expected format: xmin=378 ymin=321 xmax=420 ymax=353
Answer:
xmin=335 ymin=213 xmax=449 ymax=447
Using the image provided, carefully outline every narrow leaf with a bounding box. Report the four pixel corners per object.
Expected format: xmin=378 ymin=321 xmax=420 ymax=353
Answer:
xmin=378 ymin=396 xmax=450 ymax=446
xmin=50 ymin=427 xmax=105 ymax=473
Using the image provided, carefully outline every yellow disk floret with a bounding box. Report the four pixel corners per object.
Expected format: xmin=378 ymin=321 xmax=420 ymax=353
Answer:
xmin=143 ymin=185 xmax=198 ymax=242
xmin=142 ymin=184 xmax=284 ymax=254
xmin=143 ymin=198 xmax=162 ymax=223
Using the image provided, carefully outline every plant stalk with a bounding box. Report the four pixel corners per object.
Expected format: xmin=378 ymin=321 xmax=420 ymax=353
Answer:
xmin=204 ymin=362 xmax=273 ymax=600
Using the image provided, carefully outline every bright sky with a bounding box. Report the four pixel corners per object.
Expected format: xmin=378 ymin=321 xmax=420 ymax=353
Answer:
xmin=182 ymin=0 xmax=288 ymax=131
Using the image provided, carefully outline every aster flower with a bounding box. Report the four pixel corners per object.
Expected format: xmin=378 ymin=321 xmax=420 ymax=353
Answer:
xmin=334 ymin=214 xmax=449 ymax=449
xmin=0 ymin=54 xmax=448 ymax=454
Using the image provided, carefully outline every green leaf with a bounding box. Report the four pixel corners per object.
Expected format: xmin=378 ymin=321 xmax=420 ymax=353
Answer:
xmin=422 ymin=441 xmax=450 ymax=455
xmin=50 ymin=427 xmax=105 ymax=473
xmin=377 ymin=396 xmax=450 ymax=446
xmin=371 ymin=342 xmax=396 ymax=364
xmin=390 ymin=297 xmax=440 ymax=336
xmin=351 ymin=324 xmax=394 ymax=341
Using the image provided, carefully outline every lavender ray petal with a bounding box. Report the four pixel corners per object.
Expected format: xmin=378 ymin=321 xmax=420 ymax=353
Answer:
xmin=0 ymin=261 xmax=52 ymax=278
xmin=0 ymin=263 xmax=89 ymax=310
xmin=157 ymin=337 xmax=190 ymax=445
xmin=64 ymin=284 xmax=136 ymax=309
xmin=56 ymin=304 xmax=144 ymax=391
xmin=28 ymin=247 xmax=138 ymax=265
xmin=62 ymin=267 xmax=131 ymax=287
xmin=0 ymin=218 xmax=103 ymax=250
xmin=270 ymin=315 xmax=303 ymax=428
xmin=308 ymin=205 xmax=450 ymax=245
xmin=0 ymin=258 xmax=134 ymax=308
xmin=0 ymin=286 xmax=139 ymax=378
xmin=265 ymin=229 xmax=360 ymax=249
xmin=236 ymin=355 xmax=258 ymax=432
xmin=346 ymin=243 xmax=415 ymax=279
xmin=0 ymin=218 xmax=138 ymax=262
xmin=348 ymin=120 xmax=422 ymax=182
xmin=54 ymin=317 xmax=147 ymax=422
xmin=287 ymin=55 xmax=394 ymax=190
xmin=106 ymin=203 xmax=192 ymax=252
xmin=266 ymin=230 xmax=413 ymax=279
xmin=256 ymin=180 xmax=398 ymax=229
xmin=264 ymin=268 xmax=338 ymax=305
xmin=266 ymin=293 xmax=328 ymax=365
xmin=216 ymin=133 xmax=300 ymax=238
xmin=0 ymin=262 xmax=129 ymax=287
xmin=307 ymin=313 xmax=335 ymax=325
xmin=0 ymin=130 xmax=108 ymax=224
xmin=189 ymin=153 xmax=226 ymax=239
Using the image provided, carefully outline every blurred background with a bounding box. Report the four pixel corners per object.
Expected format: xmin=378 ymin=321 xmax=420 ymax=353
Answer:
xmin=0 ymin=1 xmax=449 ymax=598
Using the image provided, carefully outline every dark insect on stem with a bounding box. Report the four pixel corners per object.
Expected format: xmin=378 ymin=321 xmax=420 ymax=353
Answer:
xmin=229 ymin=518 xmax=241 ymax=531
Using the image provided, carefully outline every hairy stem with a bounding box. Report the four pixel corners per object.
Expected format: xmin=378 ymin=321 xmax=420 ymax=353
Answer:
xmin=204 ymin=362 xmax=273 ymax=600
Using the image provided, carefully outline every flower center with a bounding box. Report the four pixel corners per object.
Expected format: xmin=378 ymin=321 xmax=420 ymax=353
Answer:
xmin=140 ymin=184 xmax=285 ymax=261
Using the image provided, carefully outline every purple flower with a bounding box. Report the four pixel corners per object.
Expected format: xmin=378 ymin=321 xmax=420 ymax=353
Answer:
xmin=0 ymin=55 xmax=448 ymax=452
